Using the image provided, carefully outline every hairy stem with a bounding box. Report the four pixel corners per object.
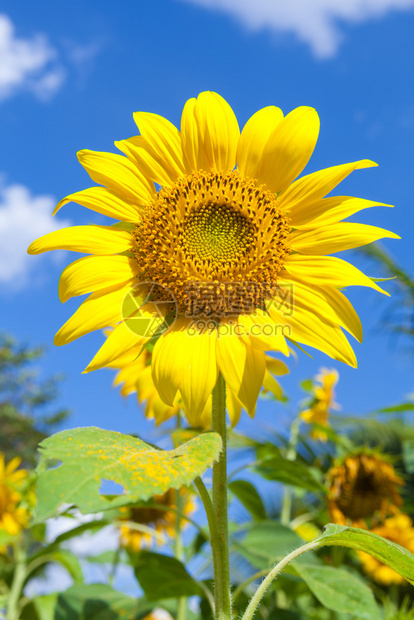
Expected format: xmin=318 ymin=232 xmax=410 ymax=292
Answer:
xmin=211 ymin=373 xmax=231 ymax=620
xmin=175 ymin=488 xmax=187 ymax=620
xmin=241 ymin=541 xmax=320 ymax=620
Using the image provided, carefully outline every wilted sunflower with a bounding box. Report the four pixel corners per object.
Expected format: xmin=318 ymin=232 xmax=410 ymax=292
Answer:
xmin=118 ymin=488 xmax=196 ymax=551
xmin=109 ymin=340 xmax=288 ymax=427
xmin=28 ymin=92 xmax=398 ymax=420
xmin=300 ymin=368 xmax=339 ymax=441
xmin=0 ymin=455 xmax=29 ymax=536
xmin=358 ymin=513 xmax=414 ymax=585
xmin=327 ymin=452 xmax=403 ymax=526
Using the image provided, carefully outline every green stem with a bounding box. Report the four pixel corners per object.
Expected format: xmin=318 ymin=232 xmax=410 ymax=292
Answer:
xmin=193 ymin=478 xmax=219 ymax=549
xmin=240 ymin=540 xmax=320 ymax=620
xmin=211 ymin=373 xmax=231 ymax=620
xmin=175 ymin=489 xmax=187 ymax=620
xmin=280 ymin=417 xmax=300 ymax=526
xmin=193 ymin=477 xmax=220 ymax=619
xmin=6 ymin=541 xmax=26 ymax=620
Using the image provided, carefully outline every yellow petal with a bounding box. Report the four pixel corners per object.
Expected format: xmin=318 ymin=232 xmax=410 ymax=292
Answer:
xmin=53 ymin=186 xmax=142 ymax=222
xmin=108 ymin=345 xmax=142 ymax=369
xmin=182 ymin=92 xmax=240 ymax=173
xmin=153 ymin=320 xmax=218 ymax=426
xmin=237 ymin=106 xmax=284 ymax=179
xmin=77 ymin=150 xmax=154 ymax=205
xmin=290 ymin=223 xmax=400 ymax=255
xmin=259 ymin=106 xmax=320 ymax=194
xmin=113 ymin=363 xmax=141 ymax=396
xmin=28 ymin=225 xmax=132 ymax=255
xmin=58 ymin=255 xmax=135 ymax=302
xmin=238 ymin=311 xmax=290 ymax=356
xmin=2 ymin=513 xmax=21 ymax=536
xmin=287 ymin=195 xmax=392 ymax=229
xmin=54 ymin=281 xmax=134 ymax=345
xmin=179 ymin=323 xmax=218 ymax=427
xmin=5 ymin=457 xmax=22 ymax=476
xmin=147 ymin=392 xmax=179 ymax=426
xmin=216 ymin=322 xmax=266 ymax=416
xmin=277 ymin=276 xmax=363 ymax=342
xmin=262 ymin=370 xmax=283 ymax=400
xmin=265 ymin=356 xmax=289 ymax=376
xmin=266 ymin=299 xmax=357 ymax=367
xmin=196 ymin=395 xmax=213 ymax=429
xmin=152 ymin=318 xmax=191 ymax=407
xmin=84 ymin=321 xmax=150 ymax=372
xmin=115 ymin=136 xmax=176 ymax=187
xmin=279 ymin=159 xmax=376 ymax=217
xmin=227 ymin=389 xmax=243 ymax=428
xmin=133 ymin=111 xmax=185 ymax=179
xmin=284 ymin=255 xmax=388 ymax=295
xmin=181 ymin=98 xmax=200 ymax=173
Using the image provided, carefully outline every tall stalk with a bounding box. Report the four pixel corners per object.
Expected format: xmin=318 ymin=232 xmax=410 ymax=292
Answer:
xmin=211 ymin=373 xmax=232 ymax=620
xmin=175 ymin=488 xmax=187 ymax=620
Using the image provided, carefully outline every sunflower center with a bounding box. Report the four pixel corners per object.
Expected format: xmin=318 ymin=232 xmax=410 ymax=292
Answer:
xmin=182 ymin=201 xmax=255 ymax=262
xmin=132 ymin=170 xmax=291 ymax=320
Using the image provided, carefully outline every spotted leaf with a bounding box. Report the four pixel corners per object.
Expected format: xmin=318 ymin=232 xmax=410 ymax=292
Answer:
xmin=36 ymin=427 xmax=222 ymax=521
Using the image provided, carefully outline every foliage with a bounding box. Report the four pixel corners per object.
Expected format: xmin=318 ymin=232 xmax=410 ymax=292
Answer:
xmin=2 ymin=333 xmax=414 ymax=620
xmin=0 ymin=333 xmax=69 ymax=467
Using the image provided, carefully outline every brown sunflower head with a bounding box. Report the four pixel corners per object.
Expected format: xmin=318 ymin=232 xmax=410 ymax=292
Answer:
xmin=118 ymin=488 xmax=196 ymax=551
xmin=327 ymin=452 xmax=404 ymax=525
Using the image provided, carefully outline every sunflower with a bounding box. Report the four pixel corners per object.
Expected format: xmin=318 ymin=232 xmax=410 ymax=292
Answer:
xmin=358 ymin=513 xmax=414 ymax=585
xmin=109 ymin=340 xmax=288 ymax=427
xmin=28 ymin=92 xmax=398 ymax=423
xmin=327 ymin=452 xmax=404 ymax=526
xmin=300 ymin=368 xmax=339 ymax=441
xmin=0 ymin=455 xmax=29 ymax=536
xmin=118 ymin=488 xmax=196 ymax=551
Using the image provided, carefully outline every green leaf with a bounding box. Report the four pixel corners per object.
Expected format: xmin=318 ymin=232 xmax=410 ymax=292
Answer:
xmin=54 ymin=584 xmax=140 ymax=620
xmin=52 ymin=519 xmax=110 ymax=546
xmin=229 ymin=479 xmax=267 ymax=520
xmin=21 ymin=593 xmax=59 ymax=620
xmin=377 ymin=402 xmax=414 ymax=414
xmin=28 ymin=519 xmax=111 ymax=568
xmin=293 ymin=563 xmax=380 ymax=619
xmin=131 ymin=551 xmax=203 ymax=600
xmin=36 ymin=427 xmax=222 ymax=521
xmin=254 ymin=456 xmax=325 ymax=494
xmin=300 ymin=379 xmax=314 ymax=393
xmin=317 ymin=524 xmax=414 ymax=585
xmin=49 ymin=550 xmax=83 ymax=584
xmin=233 ymin=521 xmax=316 ymax=569
xmin=86 ymin=550 xmax=123 ymax=564
xmin=0 ymin=529 xmax=17 ymax=546
xmin=171 ymin=428 xmax=201 ymax=447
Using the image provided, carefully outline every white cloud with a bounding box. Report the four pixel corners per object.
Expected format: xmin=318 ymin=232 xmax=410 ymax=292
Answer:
xmin=62 ymin=40 xmax=104 ymax=86
xmin=0 ymin=180 xmax=70 ymax=288
xmin=0 ymin=13 xmax=66 ymax=101
xmin=179 ymin=0 xmax=414 ymax=57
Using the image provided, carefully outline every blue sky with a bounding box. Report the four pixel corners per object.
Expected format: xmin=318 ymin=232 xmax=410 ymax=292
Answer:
xmin=0 ymin=0 xmax=413 ymax=443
